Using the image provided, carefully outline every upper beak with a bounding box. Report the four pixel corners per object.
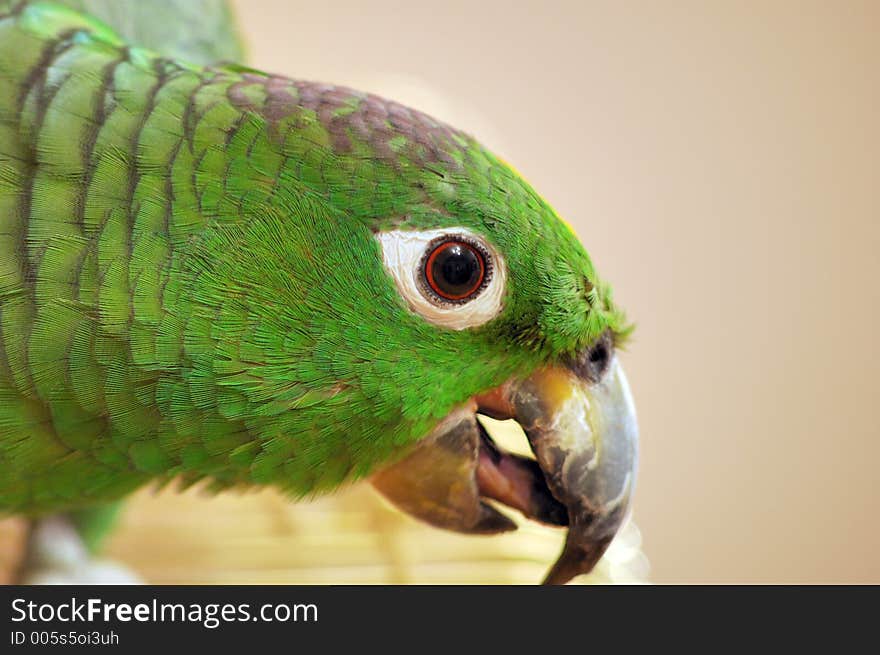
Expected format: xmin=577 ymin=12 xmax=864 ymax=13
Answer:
xmin=371 ymin=333 xmax=639 ymax=584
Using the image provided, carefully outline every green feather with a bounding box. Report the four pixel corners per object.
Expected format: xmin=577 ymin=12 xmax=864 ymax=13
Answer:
xmin=0 ymin=1 xmax=629 ymax=515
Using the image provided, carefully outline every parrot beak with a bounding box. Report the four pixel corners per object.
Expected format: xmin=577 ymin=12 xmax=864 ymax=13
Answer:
xmin=371 ymin=333 xmax=639 ymax=584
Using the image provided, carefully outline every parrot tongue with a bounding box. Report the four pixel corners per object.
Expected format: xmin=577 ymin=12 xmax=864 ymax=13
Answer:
xmin=474 ymin=428 xmax=569 ymax=528
xmin=371 ymin=343 xmax=639 ymax=585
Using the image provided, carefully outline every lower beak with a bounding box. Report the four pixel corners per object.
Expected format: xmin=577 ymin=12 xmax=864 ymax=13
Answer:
xmin=371 ymin=339 xmax=639 ymax=585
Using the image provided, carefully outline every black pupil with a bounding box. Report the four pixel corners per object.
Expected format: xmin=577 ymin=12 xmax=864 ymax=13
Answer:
xmin=431 ymin=244 xmax=481 ymax=297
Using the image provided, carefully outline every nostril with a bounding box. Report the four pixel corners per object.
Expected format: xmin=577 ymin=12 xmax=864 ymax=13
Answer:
xmin=589 ymin=342 xmax=609 ymax=369
xmin=573 ymin=332 xmax=614 ymax=383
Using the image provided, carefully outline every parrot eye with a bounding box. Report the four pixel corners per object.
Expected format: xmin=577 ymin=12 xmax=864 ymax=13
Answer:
xmin=376 ymin=228 xmax=506 ymax=330
xmin=421 ymin=238 xmax=488 ymax=302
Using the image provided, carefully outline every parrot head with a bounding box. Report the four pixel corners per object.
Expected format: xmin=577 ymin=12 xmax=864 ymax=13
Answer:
xmin=189 ymin=78 xmax=639 ymax=584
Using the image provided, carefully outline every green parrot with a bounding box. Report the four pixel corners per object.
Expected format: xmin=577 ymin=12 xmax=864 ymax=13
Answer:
xmin=0 ymin=0 xmax=638 ymax=584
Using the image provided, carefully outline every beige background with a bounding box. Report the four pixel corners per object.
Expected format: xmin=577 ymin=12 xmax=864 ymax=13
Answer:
xmin=227 ymin=0 xmax=879 ymax=583
xmin=5 ymin=1 xmax=873 ymax=585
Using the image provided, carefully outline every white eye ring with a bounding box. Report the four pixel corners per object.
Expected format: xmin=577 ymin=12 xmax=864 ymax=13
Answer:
xmin=376 ymin=227 xmax=507 ymax=330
